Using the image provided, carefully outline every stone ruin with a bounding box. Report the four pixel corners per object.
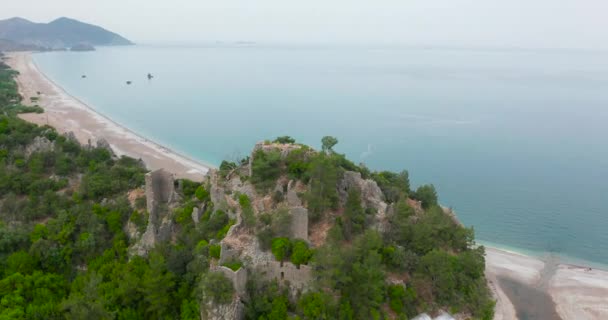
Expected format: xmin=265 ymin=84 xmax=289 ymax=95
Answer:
xmin=290 ymin=207 xmax=308 ymax=242
xmin=256 ymin=260 xmax=313 ymax=293
xmin=132 ymin=169 xmax=178 ymax=255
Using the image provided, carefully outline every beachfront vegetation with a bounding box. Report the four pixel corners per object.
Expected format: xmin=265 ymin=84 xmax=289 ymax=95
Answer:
xmin=0 ymin=59 xmax=494 ymax=319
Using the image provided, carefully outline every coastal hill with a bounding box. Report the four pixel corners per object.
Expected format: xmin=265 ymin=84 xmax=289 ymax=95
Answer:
xmin=0 ymin=57 xmax=494 ymax=319
xmin=0 ymin=17 xmax=132 ymax=50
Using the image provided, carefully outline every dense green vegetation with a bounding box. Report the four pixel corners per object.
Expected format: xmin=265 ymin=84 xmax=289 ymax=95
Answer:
xmin=0 ymin=59 xmax=494 ymax=320
xmin=0 ymin=60 xmax=231 ymax=319
xmin=248 ymin=136 xmax=495 ymax=319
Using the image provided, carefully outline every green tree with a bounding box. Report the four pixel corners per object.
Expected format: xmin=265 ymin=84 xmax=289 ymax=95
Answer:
xmin=141 ymin=253 xmax=175 ymax=318
xmin=271 ymin=237 xmax=292 ymax=261
xmin=298 ymin=291 xmax=335 ymax=319
xmin=273 ymin=136 xmax=296 ymax=144
xmin=195 ymin=186 xmax=210 ymax=202
xmin=321 ymin=136 xmax=338 ymax=153
xmin=372 ymin=170 xmax=410 ymax=203
xmin=266 ymin=295 xmax=288 ymax=320
xmin=251 ymin=150 xmax=282 ymax=192
xmin=290 ymin=239 xmax=313 ymax=266
xmin=306 ymin=154 xmax=339 ymax=221
xmin=343 ymin=188 xmax=365 ymax=239
xmin=413 ymin=184 xmax=438 ymax=209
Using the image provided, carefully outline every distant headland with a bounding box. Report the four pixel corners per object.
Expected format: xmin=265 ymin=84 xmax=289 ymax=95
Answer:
xmin=0 ymin=16 xmax=132 ymax=51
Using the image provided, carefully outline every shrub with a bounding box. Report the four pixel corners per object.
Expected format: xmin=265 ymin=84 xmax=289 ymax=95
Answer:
xmin=371 ymin=170 xmax=410 ymax=203
xmin=251 ymin=150 xmax=282 ymax=192
xmin=290 ymin=239 xmax=313 ymax=266
xmin=271 ymin=237 xmax=291 ymax=261
xmin=388 ymin=284 xmax=406 ymax=314
xmin=238 ymin=194 xmax=255 ymax=228
xmin=180 ymin=179 xmax=201 ymax=198
xmin=134 ymin=196 xmax=146 ymax=210
xmin=195 ymin=186 xmax=210 ymax=202
xmin=413 ymin=184 xmax=438 ymax=209
xmin=222 ymin=259 xmax=243 ymax=271
xmin=273 ymin=136 xmax=296 ymax=144
xmin=219 ymin=160 xmax=237 ymax=177
xmin=216 ymin=219 xmax=236 ymax=240
xmin=209 ymin=244 xmax=221 ymax=259
xmin=257 ymin=228 xmax=274 ymax=251
xmin=130 ymin=211 xmax=148 ymax=233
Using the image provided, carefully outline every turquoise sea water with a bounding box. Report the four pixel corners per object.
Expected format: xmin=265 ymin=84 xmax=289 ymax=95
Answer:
xmin=33 ymin=45 xmax=608 ymax=265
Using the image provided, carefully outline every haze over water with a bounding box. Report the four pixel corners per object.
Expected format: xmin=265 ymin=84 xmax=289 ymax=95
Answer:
xmin=33 ymin=44 xmax=608 ymax=265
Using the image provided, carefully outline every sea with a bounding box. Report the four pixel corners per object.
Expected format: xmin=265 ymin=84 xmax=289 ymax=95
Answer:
xmin=32 ymin=44 xmax=608 ymax=266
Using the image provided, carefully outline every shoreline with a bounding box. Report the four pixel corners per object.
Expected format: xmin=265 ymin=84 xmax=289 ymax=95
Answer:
xmin=484 ymin=246 xmax=608 ymax=319
xmin=5 ymin=52 xmax=212 ymax=181
xmin=4 ymin=51 xmax=608 ymax=320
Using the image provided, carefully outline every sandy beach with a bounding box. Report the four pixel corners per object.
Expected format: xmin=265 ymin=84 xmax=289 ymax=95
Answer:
xmin=4 ymin=51 xmax=608 ymax=320
xmin=4 ymin=52 xmax=210 ymax=181
xmin=485 ymin=247 xmax=608 ymax=320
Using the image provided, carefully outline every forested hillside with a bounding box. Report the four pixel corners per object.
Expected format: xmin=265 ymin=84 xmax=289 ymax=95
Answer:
xmin=0 ymin=56 xmax=494 ymax=319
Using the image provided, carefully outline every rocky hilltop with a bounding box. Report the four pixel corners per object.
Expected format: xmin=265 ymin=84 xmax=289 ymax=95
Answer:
xmin=0 ymin=17 xmax=132 ymax=50
xmin=127 ymin=138 xmax=494 ymax=320
xmin=0 ymin=59 xmax=493 ymax=319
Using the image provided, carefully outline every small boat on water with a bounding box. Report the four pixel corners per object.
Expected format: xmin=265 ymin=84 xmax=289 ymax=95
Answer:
xmin=81 ymin=75 xmax=87 ymax=78
xmin=126 ymin=81 xmax=132 ymax=85
xmin=147 ymin=73 xmax=154 ymax=80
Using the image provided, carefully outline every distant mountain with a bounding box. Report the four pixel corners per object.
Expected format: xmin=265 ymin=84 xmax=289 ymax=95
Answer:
xmin=0 ymin=17 xmax=133 ymax=50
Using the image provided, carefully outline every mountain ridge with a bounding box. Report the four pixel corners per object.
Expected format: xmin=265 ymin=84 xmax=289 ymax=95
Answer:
xmin=0 ymin=16 xmax=133 ymax=50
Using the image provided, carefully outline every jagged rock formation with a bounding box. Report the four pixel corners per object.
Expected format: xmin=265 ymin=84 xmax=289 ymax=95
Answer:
xmin=338 ymin=170 xmax=387 ymax=215
xmin=131 ymin=169 xmax=179 ymax=255
xmin=25 ymin=136 xmax=54 ymax=156
xmin=338 ymin=170 xmax=391 ymax=232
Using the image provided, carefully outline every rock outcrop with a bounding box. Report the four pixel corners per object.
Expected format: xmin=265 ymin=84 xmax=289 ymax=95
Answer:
xmin=338 ymin=171 xmax=389 ymax=231
xmin=201 ymin=297 xmax=244 ymax=320
xmin=131 ymin=169 xmax=178 ymax=256
xmin=25 ymin=136 xmax=54 ymax=156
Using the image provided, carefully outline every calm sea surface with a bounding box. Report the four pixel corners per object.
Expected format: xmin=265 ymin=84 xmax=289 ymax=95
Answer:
xmin=33 ymin=45 xmax=608 ymax=265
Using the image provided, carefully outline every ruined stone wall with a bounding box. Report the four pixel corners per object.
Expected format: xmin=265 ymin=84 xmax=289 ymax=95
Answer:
xmin=290 ymin=207 xmax=308 ymax=242
xmin=132 ymin=169 xmax=176 ymax=255
xmin=216 ymin=266 xmax=248 ymax=297
xmin=219 ymin=242 xmax=241 ymax=265
xmin=256 ymin=261 xmax=312 ymax=292
xmin=145 ymin=169 xmax=175 ymax=214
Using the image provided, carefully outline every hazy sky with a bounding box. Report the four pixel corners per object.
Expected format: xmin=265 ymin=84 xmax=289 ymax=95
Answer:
xmin=4 ymin=0 xmax=608 ymax=49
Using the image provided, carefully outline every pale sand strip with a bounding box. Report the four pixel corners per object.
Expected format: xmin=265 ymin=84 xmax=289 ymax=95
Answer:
xmin=549 ymin=265 xmax=608 ymax=320
xmin=4 ymin=52 xmax=210 ymax=181
xmin=485 ymin=247 xmax=543 ymax=320
xmin=485 ymin=247 xmax=608 ymax=320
